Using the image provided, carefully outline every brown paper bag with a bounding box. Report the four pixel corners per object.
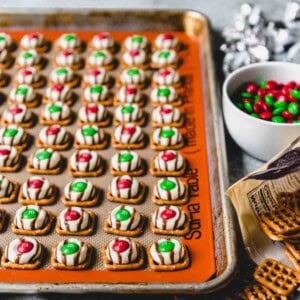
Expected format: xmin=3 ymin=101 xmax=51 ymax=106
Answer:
xmin=226 ymin=136 xmax=300 ymax=265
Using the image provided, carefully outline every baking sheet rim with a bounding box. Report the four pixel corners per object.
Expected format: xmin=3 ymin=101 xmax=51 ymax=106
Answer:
xmin=0 ymin=8 xmax=238 ymax=294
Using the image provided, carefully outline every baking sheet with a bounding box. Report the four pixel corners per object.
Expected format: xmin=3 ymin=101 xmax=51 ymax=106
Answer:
xmin=0 ymin=9 xmax=237 ymax=294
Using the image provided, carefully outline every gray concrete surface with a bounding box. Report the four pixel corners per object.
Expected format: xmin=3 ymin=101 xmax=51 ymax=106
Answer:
xmin=0 ymin=0 xmax=288 ymax=299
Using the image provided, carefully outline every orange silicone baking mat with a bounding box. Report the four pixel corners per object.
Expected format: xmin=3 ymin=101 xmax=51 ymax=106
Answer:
xmin=0 ymin=30 xmax=215 ymax=283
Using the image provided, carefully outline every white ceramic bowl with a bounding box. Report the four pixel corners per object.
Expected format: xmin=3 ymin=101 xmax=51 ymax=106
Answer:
xmin=223 ymin=62 xmax=300 ymax=161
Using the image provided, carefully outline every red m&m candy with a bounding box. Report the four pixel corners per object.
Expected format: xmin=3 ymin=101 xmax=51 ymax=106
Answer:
xmin=17 ymin=240 xmax=34 ymax=253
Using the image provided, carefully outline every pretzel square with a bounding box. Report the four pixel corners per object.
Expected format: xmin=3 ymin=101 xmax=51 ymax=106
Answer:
xmin=260 ymin=208 xmax=300 ymax=236
xmin=254 ymin=259 xmax=300 ymax=296
xmin=244 ymin=283 xmax=287 ymax=300
xmin=284 ymin=242 xmax=300 ymax=271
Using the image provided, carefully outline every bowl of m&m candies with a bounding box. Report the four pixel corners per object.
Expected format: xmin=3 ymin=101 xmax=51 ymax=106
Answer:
xmin=223 ymin=62 xmax=300 ymax=161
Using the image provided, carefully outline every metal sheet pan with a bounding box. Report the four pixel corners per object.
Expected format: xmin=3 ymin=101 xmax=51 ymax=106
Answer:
xmin=0 ymin=8 xmax=237 ymax=294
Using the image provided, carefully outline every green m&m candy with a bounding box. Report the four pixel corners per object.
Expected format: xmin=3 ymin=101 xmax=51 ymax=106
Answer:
xmin=159 ymin=128 xmax=175 ymax=138
xmin=241 ymin=92 xmax=252 ymax=98
xmin=118 ymin=153 xmax=133 ymax=162
xmin=4 ymin=128 xmax=18 ymax=137
xmin=264 ymin=95 xmax=274 ymax=106
xmin=0 ymin=36 xmax=5 ymax=41
xmin=157 ymin=240 xmax=175 ymax=253
xmin=121 ymin=105 xmax=134 ymax=114
xmin=271 ymin=116 xmax=285 ymax=123
xmin=273 ymin=101 xmax=287 ymax=109
xmin=48 ymin=104 xmax=62 ymax=113
xmin=36 ymin=150 xmax=51 ymax=160
xmin=288 ymin=102 xmax=299 ymax=116
xmin=158 ymin=51 xmax=170 ymax=59
xmin=91 ymin=85 xmax=103 ymax=94
xmin=160 ymin=179 xmax=176 ymax=191
xmin=250 ymin=113 xmax=259 ymax=118
xmin=115 ymin=208 xmax=131 ymax=222
xmin=236 ymin=102 xmax=243 ymax=110
xmin=64 ymin=34 xmax=75 ymax=42
xmin=56 ymin=68 xmax=68 ymax=75
xmin=243 ymin=101 xmax=253 ymax=113
xmin=290 ymin=89 xmax=300 ymax=99
xmin=132 ymin=35 xmax=143 ymax=43
xmin=16 ymin=87 xmax=28 ymax=96
xmin=259 ymin=80 xmax=266 ymax=88
xmin=94 ymin=51 xmax=105 ymax=58
xmin=82 ymin=127 xmax=97 ymax=136
xmin=272 ymin=107 xmax=285 ymax=115
xmin=127 ymin=68 xmax=139 ymax=76
xmin=22 ymin=208 xmax=38 ymax=219
xmin=22 ymin=51 xmax=33 ymax=59
xmin=158 ymin=88 xmax=170 ymax=97
xmin=71 ymin=181 xmax=87 ymax=193
xmin=61 ymin=242 xmax=79 ymax=255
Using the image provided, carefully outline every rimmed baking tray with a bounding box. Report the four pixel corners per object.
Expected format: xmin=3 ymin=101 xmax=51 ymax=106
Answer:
xmin=0 ymin=8 xmax=237 ymax=294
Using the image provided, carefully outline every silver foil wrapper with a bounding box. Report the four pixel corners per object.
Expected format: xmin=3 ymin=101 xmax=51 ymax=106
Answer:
xmin=221 ymin=1 xmax=300 ymax=76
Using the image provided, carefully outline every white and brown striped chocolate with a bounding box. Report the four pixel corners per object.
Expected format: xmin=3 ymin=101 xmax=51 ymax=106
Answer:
xmin=152 ymin=68 xmax=180 ymax=86
xmin=45 ymin=85 xmax=72 ymax=102
xmin=150 ymin=238 xmax=185 ymax=265
xmin=152 ymin=105 xmax=181 ymax=125
xmin=20 ymin=33 xmax=45 ymax=50
xmin=57 ymin=33 xmax=81 ymax=50
xmin=119 ymin=68 xmax=146 ymax=86
xmin=154 ymin=34 xmax=179 ymax=50
xmin=55 ymin=50 xmax=81 ymax=67
xmin=0 ymin=33 xmax=12 ymax=50
xmin=124 ymin=35 xmax=148 ymax=51
xmin=64 ymin=179 xmax=96 ymax=202
xmin=108 ymin=205 xmax=141 ymax=231
xmin=90 ymin=33 xmax=115 ymax=50
xmin=0 ymin=126 xmax=26 ymax=147
xmin=15 ymin=67 xmax=41 ymax=85
xmin=42 ymin=102 xmax=71 ymax=122
xmin=87 ymin=50 xmax=113 ymax=68
xmin=14 ymin=205 xmax=49 ymax=230
xmin=84 ymin=85 xmax=109 ymax=103
xmin=31 ymin=149 xmax=61 ymax=170
xmin=0 ymin=175 xmax=14 ymax=198
xmin=114 ymin=124 xmax=144 ymax=145
xmin=75 ymin=126 xmax=105 ymax=146
xmin=22 ymin=176 xmax=52 ymax=200
xmin=78 ymin=104 xmax=108 ymax=123
xmin=0 ymin=49 xmax=11 ymax=63
xmin=50 ymin=67 xmax=74 ymax=84
xmin=116 ymin=86 xmax=143 ymax=104
xmin=111 ymin=151 xmax=141 ymax=173
xmin=0 ymin=145 xmax=19 ymax=167
xmin=69 ymin=150 xmax=101 ymax=172
xmin=151 ymin=50 xmax=178 ymax=67
xmin=109 ymin=175 xmax=139 ymax=199
xmin=83 ymin=68 xmax=110 ymax=86
xmin=154 ymin=177 xmax=185 ymax=201
xmin=3 ymin=104 xmax=32 ymax=124
xmin=152 ymin=127 xmax=182 ymax=147
xmin=58 ymin=207 xmax=90 ymax=232
xmin=55 ymin=238 xmax=89 ymax=266
xmin=39 ymin=126 xmax=68 ymax=145
xmin=106 ymin=237 xmax=139 ymax=265
xmin=114 ymin=104 xmax=143 ymax=123
xmin=4 ymin=237 xmax=42 ymax=264
xmin=154 ymin=150 xmax=184 ymax=172
xmin=150 ymin=86 xmax=178 ymax=105
xmin=122 ymin=50 xmax=147 ymax=66
xmin=152 ymin=205 xmax=186 ymax=230
xmin=17 ymin=50 xmax=41 ymax=67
